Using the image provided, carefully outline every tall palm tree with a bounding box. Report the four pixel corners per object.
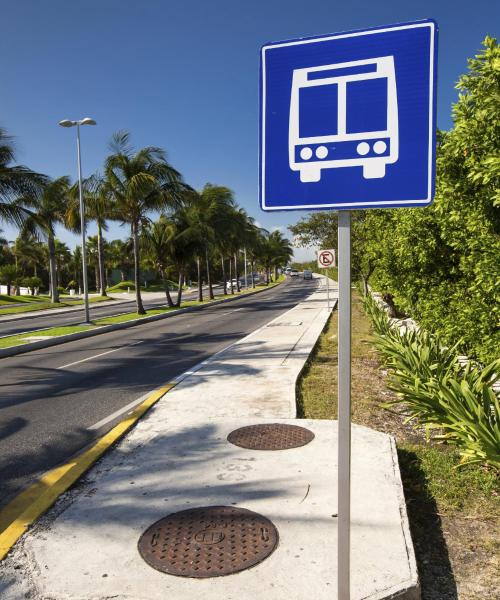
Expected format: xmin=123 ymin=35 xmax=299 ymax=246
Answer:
xmin=257 ymin=230 xmax=293 ymax=284
xmin=200 ymin=184 xmax=236 ymax=298
xmin=108 ymin=238 xmax=133 ymax=283
xmin=20 ymin=177 xmax=71 ymax=302
xmin=142 ymin=216 xmax=177 ymax=307
xmin=104 ymin=131 xmax=186 ymax=314
xmin=86 ymin=235 xmax=100 ymax=292
xmin=0 ymin=128 xmax=47 ymax=227
xmin=13 ymin=235 xmax=45 ymax=277
xmin=68 ymin=174 xmax=111 ymax=296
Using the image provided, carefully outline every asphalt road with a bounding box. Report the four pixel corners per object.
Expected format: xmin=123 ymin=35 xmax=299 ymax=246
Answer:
xmin=0 ymin=277 xmax=317 ymax=510
xmin=0 ymin=286 xmax=222 ymax=337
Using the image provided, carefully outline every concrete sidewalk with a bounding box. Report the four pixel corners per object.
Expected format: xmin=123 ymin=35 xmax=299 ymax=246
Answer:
xmin=0 ymin=276 xmax=419 ymax=600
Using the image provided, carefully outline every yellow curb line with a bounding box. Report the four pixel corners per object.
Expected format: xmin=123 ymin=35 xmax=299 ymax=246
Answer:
xmin=0 ymin=383 xmax=174 ymax=561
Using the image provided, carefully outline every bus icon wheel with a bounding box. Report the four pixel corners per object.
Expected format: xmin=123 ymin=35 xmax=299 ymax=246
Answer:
xmin=300 ymin=167 xmax=321 ymax=183
xmin=363 ymin=161 xmax=386 ymax=179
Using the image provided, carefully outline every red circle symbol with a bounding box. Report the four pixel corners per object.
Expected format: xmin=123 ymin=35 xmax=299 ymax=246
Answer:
xmin=318 ymin=251 xmax=334 ymax=266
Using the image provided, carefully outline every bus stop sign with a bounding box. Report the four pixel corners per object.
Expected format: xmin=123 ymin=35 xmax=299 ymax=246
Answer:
xmin=260 ymin=19 xmax=438 ymax=211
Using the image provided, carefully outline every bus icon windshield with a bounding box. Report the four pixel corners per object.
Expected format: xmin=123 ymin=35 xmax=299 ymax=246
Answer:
xmin=289 ymin=56 xmax=398 ymax=182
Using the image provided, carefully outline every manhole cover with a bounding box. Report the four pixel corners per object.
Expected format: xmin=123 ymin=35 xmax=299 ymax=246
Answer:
xmin=138 ymin=506 xmax=278 ymax=577
xmin=227 ymin=423 xmax=314 ymax=450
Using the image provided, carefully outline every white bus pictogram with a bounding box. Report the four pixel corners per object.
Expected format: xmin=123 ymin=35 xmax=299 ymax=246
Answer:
xmin=289 ymin=56 xmax=399 ymax=182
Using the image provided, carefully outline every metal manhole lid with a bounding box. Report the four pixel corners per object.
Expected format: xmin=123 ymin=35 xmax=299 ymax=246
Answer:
xmin=227 ymin=423 xmax=315 ymax=450
xmin=138 ymin=506 xmax=278 ymax=578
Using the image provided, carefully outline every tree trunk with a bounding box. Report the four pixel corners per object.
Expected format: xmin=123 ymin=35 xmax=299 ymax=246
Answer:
xmin=221 ymin=254 xmax=227 ymax=295
xmin=6 ymin=283 xmax=11 ymax=296
xmin=95 ymin=265 xmax=99 ymax=293
xmin=274 ymin=265 xmax=278 ymax=280
xmin=97 ymin=223 xmax=107 ymax=297
xmin=132 ymin=221 xmax=145 ymax=314
xmin=176 ymin=272 xmax=184 ymax=307
xmin=251 ymin=260 xmax=256 ymax=288
xmin=197 ymin=256 xmax=203 ymax=302
xmin=234 ymin=253 xmax=240 ymax=292
xmin=362 ymin=276 xmax=369 ymax=297
xmin=120 ymin=269 xmax=125 ymax=282
xmin=229 ymin=258 xmax=234 ymax=294
xmin=162 ymin=269 xmax=174 ymax=308
xmin=206 ymin=248 xmax=214 ymax=300
xmin=47 ymin=235 xmax=59 ymax=303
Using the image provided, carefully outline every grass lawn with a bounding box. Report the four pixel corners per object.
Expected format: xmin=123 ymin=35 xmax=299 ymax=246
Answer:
xmin=0 ymin=294 xmax=52 ymax=305
xmin=297 ymin=292 xmax=499 ymax=600
xmin=0 ymin=325 xmax=96 ymax=349
xmin=0 ymin=295 xmax=112 ymax=315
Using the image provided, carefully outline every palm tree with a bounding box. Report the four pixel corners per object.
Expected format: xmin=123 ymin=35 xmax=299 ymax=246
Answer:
xmin=104 ymin=131 xmax=186 ymax=314
xmin=142 ymin=216 xmax=177 ymax=307
xmin=68 ymin=174 xmax=111 ymax=296
xmin=108 ymin=238 xmax=133 ymax=283
xmin=200 ymin=184 xmax=236 ymax=298
xmin=0 ymin=128 xmax=47 ymax=227
xmin=86 ymin=235 xmax=100 ymax=292
xmin=20 ymin=177 xmax=71 ymax=302
xmin=257 ymin=230 xmax=293 ymax=284
xmin=11 ymin=235 xmax=44 ymax=277
xmin=174 ymin=192 xmax=210 ymax=302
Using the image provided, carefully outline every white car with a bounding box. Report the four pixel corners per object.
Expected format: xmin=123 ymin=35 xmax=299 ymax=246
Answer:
xmin=290 ymin=269 xmax=299 ymax=277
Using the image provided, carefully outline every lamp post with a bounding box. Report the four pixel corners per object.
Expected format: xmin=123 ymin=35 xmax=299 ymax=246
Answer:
xmin=58 ymin=117 xmax=96 ymax=324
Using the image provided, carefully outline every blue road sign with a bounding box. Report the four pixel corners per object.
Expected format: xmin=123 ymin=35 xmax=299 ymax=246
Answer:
xmin=260 ymin=20 xmax=438 ymax=211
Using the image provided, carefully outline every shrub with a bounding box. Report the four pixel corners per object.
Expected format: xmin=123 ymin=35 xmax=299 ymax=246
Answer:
xmin=23 ymin=276 xmax=42 ymax=295
xmin=364 ymin=295 xmax=500 ymax=469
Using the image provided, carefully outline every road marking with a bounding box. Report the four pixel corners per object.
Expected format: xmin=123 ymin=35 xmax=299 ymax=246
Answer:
xmin=0 ymin=384 xmax=173 ymax=560
xmin=87 ymin=389 xmax=153 ymax=431
xmin=219 ymin=307 xmax=245 ymax=316
xmin=57 ymin=341 xmax=144 ymax=370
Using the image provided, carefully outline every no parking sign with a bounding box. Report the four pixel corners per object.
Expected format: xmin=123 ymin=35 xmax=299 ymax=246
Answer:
xmin=317 ymin=249 xmax=336 ymax=269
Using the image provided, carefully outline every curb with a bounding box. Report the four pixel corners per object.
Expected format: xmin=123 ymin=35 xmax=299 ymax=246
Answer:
xmin=0 ymin=283 xmax=284 ymax=360
xmin=0 ymin=384 xmax=174 ymax=560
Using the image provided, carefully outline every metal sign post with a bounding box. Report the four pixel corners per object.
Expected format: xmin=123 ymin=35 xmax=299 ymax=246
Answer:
xmin=326 ymin=274 xmax=330 ymax=311
xmin=317 ymin=249 xmax=336 ymax=311
xmin=337 ymin=211 xmax=351 ymax=598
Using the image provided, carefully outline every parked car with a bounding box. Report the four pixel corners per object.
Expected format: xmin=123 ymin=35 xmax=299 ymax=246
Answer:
xmin=303 ymin=269 xmax=313 ymax=280
xmin=290 ymin=269 xmax=299 ymax=277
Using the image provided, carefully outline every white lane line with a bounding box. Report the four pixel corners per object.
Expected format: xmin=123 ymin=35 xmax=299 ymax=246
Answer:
xmin=57 ymin=340 xmax=144 ymax=370
xmin=219 ymin=307 xmax=245 ymax=316
xmin=87 ymin=388 xmax=154 ymax=431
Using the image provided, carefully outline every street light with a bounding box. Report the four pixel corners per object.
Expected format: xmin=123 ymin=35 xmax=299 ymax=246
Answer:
xmin=58 ymin=117 xmax=96 ymax=324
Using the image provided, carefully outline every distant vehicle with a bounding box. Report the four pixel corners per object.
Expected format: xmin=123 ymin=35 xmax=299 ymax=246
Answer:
xmin=285 ymin=267 xmax=292 ymax=275
xmin=290 ymin=269 xmax=299 ymax=277
xmin=303 ymin=269 xmax=313 ymax=280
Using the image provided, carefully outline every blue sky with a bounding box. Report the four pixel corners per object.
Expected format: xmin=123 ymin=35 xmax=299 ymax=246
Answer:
xmin=1 ymin=0 xmax=498 ymax=259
